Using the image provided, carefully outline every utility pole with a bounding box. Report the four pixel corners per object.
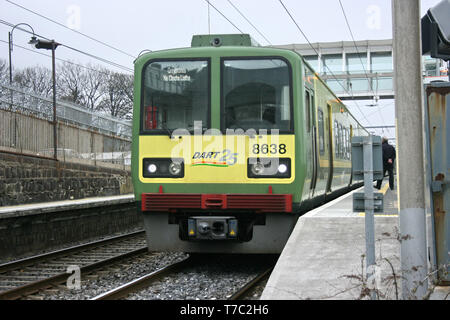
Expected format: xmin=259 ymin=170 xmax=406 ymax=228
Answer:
xmin=51 ymin=41 xmax=57 ymax=161
xmin=392 ymin=0 xmax=428 ymax=299
xmin=29 ymin=37 xmax=60 ymax=161
xmin=8 ymin=32 xmax=12 ymax=84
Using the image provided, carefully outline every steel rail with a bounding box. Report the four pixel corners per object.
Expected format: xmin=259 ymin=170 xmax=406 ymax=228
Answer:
xmin=93 ymin=257 xmax=274 ymax=301
xmin=0 ymin=246 xmax=148 ymax=300
xmin=228 ymin=267 xmax=274 ymax=300
xmin=91 ymin=257 xmax=193 ymax=300
xmin=0 ymin=230 xmax=145 ymax=274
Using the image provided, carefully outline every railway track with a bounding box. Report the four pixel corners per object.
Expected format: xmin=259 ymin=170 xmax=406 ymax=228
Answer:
xmin=91 ymin=256 xmax=193 ymax=300
xmin=0 ymin=230 xmax=147 ymax=300
xmin=92 ymin=255 xmax=276 ymax=300
xmin=228 ymin=267 xmax=273 ymax=300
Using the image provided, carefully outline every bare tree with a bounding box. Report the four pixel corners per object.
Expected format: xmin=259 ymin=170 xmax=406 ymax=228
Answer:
xmin=0 ymin=59 xmax=8 ymax=84
xmin=120 ymin=73 xmax=134 ymax=109
xmin=4 ymin=59 xmax=133 ymax=121
xmin=81 ymin=64 xmax=107 ymax=111
xmin=57 ymin=62 xmax=85 ymax=104
xmin=99 ymin=70 xmax=133 ymax=120
xmin=13 ymin=65 xmax=53 ymax=97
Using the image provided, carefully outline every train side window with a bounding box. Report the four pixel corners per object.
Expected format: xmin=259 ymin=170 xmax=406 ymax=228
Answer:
xmin=305 ymin=90 xmax=311 ymax=133
xmin=337 ymin=123 xmax=342 ymax=158
xmin=343 ymin=126 xmax=346 ymax=159
xmin=334 ymin=121 xmax=339 ymax=157
xmin=347 ymin=128 xmax=352 ymax=160
xmin=348 ymin=129 xmax=352 ymax=159
xmin=343 ymin=127 xmax=347 ymax=159
xmin=318 ymin=109 xmax=324 ymax=155
xmin=343 ymin=128 xmax=347 ymax=159
xmin=349 ymin=125 xmax=354 ymax=159
xmin=346 ymin=128 xmax=350 ymax=159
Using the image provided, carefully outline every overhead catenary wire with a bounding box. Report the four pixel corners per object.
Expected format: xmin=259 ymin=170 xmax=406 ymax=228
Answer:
xmin=203 ymin=0 xmax=244 ymax=34
xmin=338 ymin=0 xmax=374 ymax=95
xmin=0 ymin=39 xmax=117 ymax=77
xmin=226 ymin=0 xmax=272 ymax=45
xmin=59 ymin=43 xmax=133 ymax=73
xmin=0 ymin=19 xmax=132 ymax=73
xmin=5 ymin=0 xmax=136 ymax=59
xmin=338 ymin=0 xmax=389 ymax=133
xmin=277 ymin=0 xmax=372 ymax=126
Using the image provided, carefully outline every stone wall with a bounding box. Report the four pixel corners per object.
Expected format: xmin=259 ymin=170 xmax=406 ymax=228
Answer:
xmin=0 ymin=152 xmax=133 ymax=206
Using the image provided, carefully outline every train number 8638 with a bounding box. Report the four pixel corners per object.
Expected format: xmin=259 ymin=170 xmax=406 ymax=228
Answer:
xmin=252 ymin=144 xmax=287 ymax=155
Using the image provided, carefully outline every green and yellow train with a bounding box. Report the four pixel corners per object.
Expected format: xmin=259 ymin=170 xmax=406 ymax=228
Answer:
xmin=131 ymin=34 xmax=368 ymax=253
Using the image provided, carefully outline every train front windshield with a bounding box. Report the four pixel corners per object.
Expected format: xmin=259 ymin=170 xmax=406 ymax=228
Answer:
xmin=142 ymin=60 xmax=210 ymax=132
xmin=222 ymin=58 xmax=292 ymax=133
xmin=141 ymin=57 xmax=292 ymax=134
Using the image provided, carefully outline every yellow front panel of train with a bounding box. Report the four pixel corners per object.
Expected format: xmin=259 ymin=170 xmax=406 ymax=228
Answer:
xmin=139 ymin=135 xmax=295 ymax=184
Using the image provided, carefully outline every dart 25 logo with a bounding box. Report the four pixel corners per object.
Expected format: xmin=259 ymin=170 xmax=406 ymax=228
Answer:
xmin=192 ymin=149 xmax=238 ymax=167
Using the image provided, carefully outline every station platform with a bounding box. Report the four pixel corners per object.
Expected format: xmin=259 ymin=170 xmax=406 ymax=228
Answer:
xmin=0 ymin=194 xmax=140 ymax=260
xmin=0 ymin=194 xmax=135 ymax=218
xmin=261 ymin=182 xmax=450 ymax=300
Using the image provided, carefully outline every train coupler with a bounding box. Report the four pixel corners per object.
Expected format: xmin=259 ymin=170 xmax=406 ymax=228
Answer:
xmin=186 ymin=216 xmax=238 ymax=240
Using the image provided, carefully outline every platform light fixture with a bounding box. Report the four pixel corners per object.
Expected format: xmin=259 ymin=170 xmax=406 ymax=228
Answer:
xmin=8 ymin=23 xmax=36 ymax=85
xmin=7 ymin=23 xmax=36 ymax=148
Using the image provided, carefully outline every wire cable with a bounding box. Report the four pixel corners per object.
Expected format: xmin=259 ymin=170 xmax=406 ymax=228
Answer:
xmin=338 ymin=0 xmax=374 ymax=94
xmin=277 ymin=0 xmax=372 ymax=126
xmin=0 ymin=19 xmax=132 ymax=73
xmin=59 ymin=43 xmax=133 ymax=72
xmin=203 ymin=0 xmax=244 ymax=34
xmin=338 ymin=0 xmax=387 ymax=131
xmin=0 ymin=39 xmax=113 ymax=76
xmin=5 ymin=0 xmax=136 ymax=59
xmin=226 ymin=0 xmax=272 ymax=45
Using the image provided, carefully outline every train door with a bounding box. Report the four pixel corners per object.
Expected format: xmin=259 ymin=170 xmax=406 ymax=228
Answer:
xmin=306 ymin=90 xmax=318 ymax=197
xmin=326 ymin=103 xmax=334 ymax=193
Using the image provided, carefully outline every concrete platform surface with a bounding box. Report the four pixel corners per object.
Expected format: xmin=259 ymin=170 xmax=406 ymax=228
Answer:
xmin=0 ymin=194 xmax=135 ymax=218
xmin=261 ymin=183 xmax=449 ymax=300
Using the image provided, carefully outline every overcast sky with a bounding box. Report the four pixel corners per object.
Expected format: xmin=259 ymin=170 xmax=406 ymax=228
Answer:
xmin=0 ymin=0 xmax=444 ymax=140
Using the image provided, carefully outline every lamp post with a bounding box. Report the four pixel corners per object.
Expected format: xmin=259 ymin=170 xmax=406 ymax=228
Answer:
xmin=29 ymin=37 xmax=60 ymax=161
xmin=8 ymin=23 xmax=35 ymax=148
xmin=8 ymin=23 xmax=36 ymax=85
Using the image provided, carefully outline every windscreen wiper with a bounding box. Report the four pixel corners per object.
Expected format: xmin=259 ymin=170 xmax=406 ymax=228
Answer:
xmin=161 ymin=122 xmax=173 ymax=138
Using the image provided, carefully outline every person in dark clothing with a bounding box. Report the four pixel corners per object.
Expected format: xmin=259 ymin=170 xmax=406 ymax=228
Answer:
xmin=376 ymin=137 xmax=396 ymax=190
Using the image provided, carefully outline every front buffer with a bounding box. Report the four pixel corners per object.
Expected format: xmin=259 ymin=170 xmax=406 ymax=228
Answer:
xmin=139 ymin=192 xmax=297 ymax=254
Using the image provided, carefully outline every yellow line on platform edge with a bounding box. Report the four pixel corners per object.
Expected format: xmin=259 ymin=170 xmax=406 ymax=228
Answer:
xmin=380 ymin=182 xmax=390 ymax=195
xmin=358 ymin=214 xmax=398 ymax=217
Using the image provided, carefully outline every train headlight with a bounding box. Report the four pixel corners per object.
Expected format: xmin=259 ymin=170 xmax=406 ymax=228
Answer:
xmin=143 ymin=158 xmax=184 ymax=178
xmin=278 ymin=164 xmax=288 ymax=174
xmin=169 ymin=162 xmax=182 ymax=175
xmin=148 ymin=164 xmax=157 ymax=174
xmin=247 ymin=158 xmax=291 ymax=179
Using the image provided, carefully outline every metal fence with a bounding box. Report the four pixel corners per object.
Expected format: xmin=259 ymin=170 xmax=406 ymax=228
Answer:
xmin=0 ymin=84 xmax=132 ymax=138
xmin=0 ymin=84 xmax=132 ymax=168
